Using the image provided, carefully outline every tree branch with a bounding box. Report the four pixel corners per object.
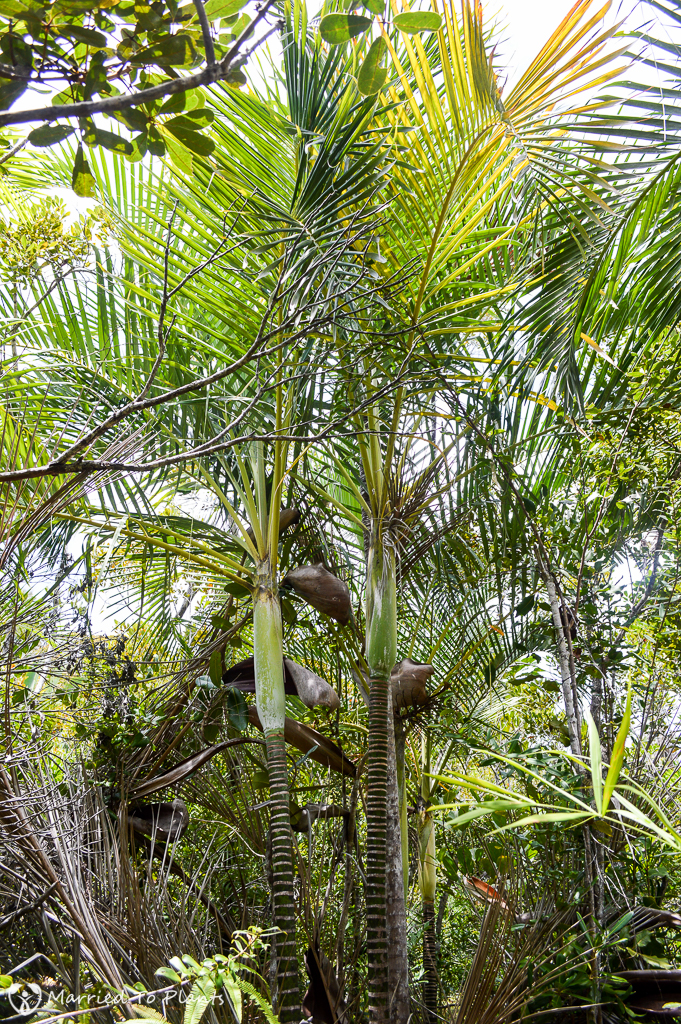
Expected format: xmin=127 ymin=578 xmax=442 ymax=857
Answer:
xmin=192 ymin=0 xmax=216 ymax=68
xmin=0 ymin=363 xmax=413 ymax=482
xmin=0 ymin=2 xmax=276 ymax=128
xmin=0 ymin=135 xmax=27 ymax=165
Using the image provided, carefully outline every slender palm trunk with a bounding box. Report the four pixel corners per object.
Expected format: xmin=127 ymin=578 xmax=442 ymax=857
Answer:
xmin=395 ymin=720 xmax=409 ymax=899
xmin=419 ymin=735 xmax=437 ymax=1024
xmin=386 ymin=699 xmax=409 ymax=1024
xmin=365 ymin=535 xmax=397 ymax=1024
xmin=253 ymin=564 xmax=300 ymax=1022
xmin=419 ymin=810 xmax=437 ymax=1023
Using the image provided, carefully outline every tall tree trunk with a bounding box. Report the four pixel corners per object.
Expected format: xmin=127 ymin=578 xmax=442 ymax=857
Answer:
xmin=418 ymin=801 xmax=437 ymax=1022
xmin=395 ymin=719 xmax=408 ymax=898
xmin=253 ymin=565 xmax=300 ymax=1022
xmin=419 ymin=731 xmax=437 ymax=1024
xmin=543 ymin=570 xmax=581 ymax=757
xmin=541 ymin=562 xmax=601 ymax=1024
xmin=365 ymin=534 xmax=397 ymax=1024
xmin=386 ymin=699 xmax=409 ymax=1024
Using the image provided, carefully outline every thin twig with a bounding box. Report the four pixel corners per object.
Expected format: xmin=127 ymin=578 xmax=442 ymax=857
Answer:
xmin=0 ymin=136 xmax=27 ymax=165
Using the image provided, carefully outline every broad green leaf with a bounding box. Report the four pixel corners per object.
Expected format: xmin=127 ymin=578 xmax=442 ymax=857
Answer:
xmin=361 ymin=0 xmax=383 ymax=12
xmin=158 ymin=89 xmax=199 ymax=114
xmin=613 ymin=791 xmax=681 ymax=850
xmin=146 ymin=125 xmax=165 ymax=156
xmin=226 ymin=686 xmax=248 ymax=732
xmin=164 ymin=124 xmax=215 ymax=156
xmin=393 ymin=11 xmax=442 ymax=33
xmin=203 ymin=722 xmax=221 ymax=743
xmin=204 ymin=0 xmax=246 ymax=17
xmin=605 ymin=911 xmax=633 ymax=937
xmin=181 ymin=955 xmax=202 ymax=972
xmin=28 ymin=124 xmax=75 ymax=147
xmin=0 ymin=975 xmax=13 ymax=988
xmin=164 ymin=108 xmax=214 ymax=130
xmin=72 ymin=142 xmax=96 ymax=197
xmin=281 ymin=597 xmax=296 ymax=625
xmin=223 ymin=579 xmax=252 ymax=598
xmin=225 ymin=67 xmax=247 ymax=86
xmin=319 ymin=12 xmax=371 ymax=44
xmin=125 ymin=131 xmax=148 ymax=162
xmin=585 ymin=709 xmax=603 ymax=814
xmin=0 ymin=81 xmax=27 ymax=108
xmin=94 ymin=128 xmax=134 ymax=154
xmin=493 ymin=810 xmax=593 ymax=831
xmin=639 ymin=954 xmax=671 ymax=968
xmin=602 ymin=681 xmax=631 ymax=813
xmin=132 ymin=33 xmax=196 ymax=66
xmin=159 ymin=132 xmax=191 ymax=174
xmin=357 ymin=36 xmax=388 ymax=95
xmin=59 ymin=24 xmax=108 ymax=47
xmin=0 ymin=1 xmax=35 ymax=14
xmin=155 ymin=967 xmax=182 ymax=983
xmin=514 ymin=594 xmax=535 ymax=616
xmin=211 ymin=614 xmax=231 ymax=630
xmin=114 ymin=107 xmax=148 ymax=131
xmin=209 ymin=649 xmax=223 ymax=687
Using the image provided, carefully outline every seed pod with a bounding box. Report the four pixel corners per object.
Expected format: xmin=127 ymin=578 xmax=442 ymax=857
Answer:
xmin=391 ymin=658 xmax=433 ymax=710
xmin=282 ymin=563 xmax=351 ymax=625
xmin=246 ymin=506 xmax=300 ymax=545
xmin=129 ymin=798 xmax=189 ymax=845
xmin=284 ymin=658 xmax=341 ymax=711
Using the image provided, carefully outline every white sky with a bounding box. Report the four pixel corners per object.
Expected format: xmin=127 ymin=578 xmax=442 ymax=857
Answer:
xmin=492 ymin=0 xmax=652 ymax=88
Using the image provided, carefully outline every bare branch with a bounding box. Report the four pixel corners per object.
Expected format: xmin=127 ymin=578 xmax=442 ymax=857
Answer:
xmin=0 ymin=136 xmax=27 ymax=165
xmin=0 ymin=362 xmax=414 ymax=482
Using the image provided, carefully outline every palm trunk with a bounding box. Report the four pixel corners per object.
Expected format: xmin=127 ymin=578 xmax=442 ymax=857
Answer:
xmin=395 ymin=719 xmax=409 ymax=898
xmin=419 ymin=734 xmax=437 ymax=1024
xmin=365 ymin=534 xmax=397 ymax=1024
xmin=253 ymin=565 xmax=300 ymax=1022
xmin=419 ymin=812 xmax=437 ymax=1023
xmin=386 ymin=699 xmax=409 ymax=1024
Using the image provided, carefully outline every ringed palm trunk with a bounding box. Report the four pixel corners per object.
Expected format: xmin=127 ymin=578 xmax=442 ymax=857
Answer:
xmin=364 ymin=531 xmax=397 ymax=1024
xmin=418 ymin=807 xmax=437 ymax=1023
xmin=253 ymin=561 xmax=300 ymax=1022
xmin=386 ymin=703 xmax=409 ymax=1024
xmin=395 ymin=720 xmax=409 ymax=900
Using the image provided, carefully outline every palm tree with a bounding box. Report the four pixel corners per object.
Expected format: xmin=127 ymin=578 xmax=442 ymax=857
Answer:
xmin=3 ymin=2 xmax=678 ymax=1021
